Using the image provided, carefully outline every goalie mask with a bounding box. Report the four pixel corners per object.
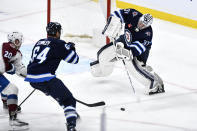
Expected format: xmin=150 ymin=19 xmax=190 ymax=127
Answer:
xmin=7 ymin=31 xmax=23 ymax=49
xmin=136 ymin=14 xmax=153 ymax=31
xmin=46 ymin=22 xmax=62 ymax=37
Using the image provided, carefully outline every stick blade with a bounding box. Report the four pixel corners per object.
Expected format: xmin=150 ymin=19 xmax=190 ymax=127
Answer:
xmin=89 ymin=101 xmax=105 ymax=107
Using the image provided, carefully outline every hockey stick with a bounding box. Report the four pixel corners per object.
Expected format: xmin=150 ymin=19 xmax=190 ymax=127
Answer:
xmin=18 ymin=88 xmax=105 ymax=108
xmin=18 ymin=89 xmax=36 ymax=107
xmin=122 ymin=60 xmax=136 ymax=94
xmin=76 ymin=99 xmax=105 ymax=107
xmin=122 ymin=59 xmax=140 ymax=102
xmin=111 ymin=37 xmax=140 ymax=102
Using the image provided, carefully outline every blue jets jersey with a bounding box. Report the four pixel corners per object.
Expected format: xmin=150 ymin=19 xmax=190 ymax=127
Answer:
xmin=25 ymin=37 xmax=79 ymax=82
xmin=112 ymin=9 xmax=153 ymax=64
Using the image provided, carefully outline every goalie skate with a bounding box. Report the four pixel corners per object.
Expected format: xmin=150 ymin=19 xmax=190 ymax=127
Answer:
xmin=147 ymin=83 xmax=165 ymax=95
xmin=9 ymin=118 xmax=29 ymax=131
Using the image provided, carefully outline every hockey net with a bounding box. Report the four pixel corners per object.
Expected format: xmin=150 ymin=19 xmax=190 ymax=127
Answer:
xmin=49 ymin=0 xmax=116 ymax=47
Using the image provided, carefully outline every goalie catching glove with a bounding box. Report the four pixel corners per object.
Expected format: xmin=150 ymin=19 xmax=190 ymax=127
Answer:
xmin=102 ymin=16 xmax=123 ymax=39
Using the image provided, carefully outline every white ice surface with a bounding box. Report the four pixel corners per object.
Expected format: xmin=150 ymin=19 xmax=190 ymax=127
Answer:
xmin=0 ymin=0 xmax=197 ymax=131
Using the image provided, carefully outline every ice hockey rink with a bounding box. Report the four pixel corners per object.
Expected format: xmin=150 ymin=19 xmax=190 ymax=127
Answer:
xmin=0 ymin=0 xmax=197 ymax=131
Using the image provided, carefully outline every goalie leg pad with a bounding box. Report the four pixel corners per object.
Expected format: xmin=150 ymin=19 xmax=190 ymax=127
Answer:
xmin=97 ymin=43 xmax=117 ymax=64
xmin=124 ymin=58 xmax=154 ymax=91
xmin=90 ymin=60 xmax=114 ymax=77
xmin=90 ymin=43 xmax=116 ymax=77
xmin=124 ymin=58 xmax=164 ymax=95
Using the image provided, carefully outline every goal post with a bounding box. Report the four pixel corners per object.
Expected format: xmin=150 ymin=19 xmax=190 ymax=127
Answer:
xmin=46 ymin=0 xmax=116 ymax=46
xmin=47 ymin=0 xmax=51 ymax=25
xmin=106 ymin=0 xmax=111 ymax=44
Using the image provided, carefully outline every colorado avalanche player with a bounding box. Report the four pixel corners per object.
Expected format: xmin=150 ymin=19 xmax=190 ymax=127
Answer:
xmin=25 ymin=22 xmax=79 ymax=131
xmin=0 ymin=31 xmax=28 ymax=130
xmin=90 ymin=8 xmax=165 ymax=95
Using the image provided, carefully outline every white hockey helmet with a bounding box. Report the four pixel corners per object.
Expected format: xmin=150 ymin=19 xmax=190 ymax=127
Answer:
xmin=7 ymin=31 xmax=23 ymax=49
xmin=137 ymin=14 xmax=153 ymax=30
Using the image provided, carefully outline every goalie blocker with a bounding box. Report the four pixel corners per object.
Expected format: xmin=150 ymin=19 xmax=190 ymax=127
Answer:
xmin=90 ymin=32 xmax=164 ymax=95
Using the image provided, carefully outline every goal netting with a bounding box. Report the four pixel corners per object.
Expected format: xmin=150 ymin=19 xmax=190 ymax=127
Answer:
xmin=49 ymin=0 xmax=116 ymax=47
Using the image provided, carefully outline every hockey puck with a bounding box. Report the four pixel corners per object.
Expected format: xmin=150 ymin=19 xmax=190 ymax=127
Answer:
xmin=120 ymin=107 xmax=125 ymax=111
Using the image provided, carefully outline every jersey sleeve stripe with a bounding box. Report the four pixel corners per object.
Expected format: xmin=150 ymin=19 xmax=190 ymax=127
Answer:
xmin=64 ymin=50 xmax=75 ymax=62
xmin=113 ymin=10 xmax=124 ymax=23
xmin=117 ymin=10 xmax=124 ymax=23
xmin=133 ymin=41 xmax=146 ymax=52
xmin=71 ymin=55 xmax=79 ymax=64
xmin=129 ymin=44 xmax=142 ymax=55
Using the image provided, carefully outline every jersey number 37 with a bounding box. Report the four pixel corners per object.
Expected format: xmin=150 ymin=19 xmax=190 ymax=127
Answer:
xmin=31 ymin=46 xmax=50 ymax=64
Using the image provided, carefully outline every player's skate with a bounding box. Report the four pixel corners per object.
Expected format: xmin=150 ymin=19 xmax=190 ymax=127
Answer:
xmin=9 ymin=111 xmax=29 ymax=131
xmin=66 ymin=113 xmax=80 ymax=131
xmin=67 ymin=124 xmax=77 ymax=131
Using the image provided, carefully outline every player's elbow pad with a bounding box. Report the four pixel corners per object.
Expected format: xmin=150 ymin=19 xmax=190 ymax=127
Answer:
xmin=16 ymin=65 xmax=27 ymax=78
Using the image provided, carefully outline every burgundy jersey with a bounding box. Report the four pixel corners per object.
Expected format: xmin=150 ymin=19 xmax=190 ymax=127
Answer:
xmin=1 ymin=42 xmax=18 ymax=72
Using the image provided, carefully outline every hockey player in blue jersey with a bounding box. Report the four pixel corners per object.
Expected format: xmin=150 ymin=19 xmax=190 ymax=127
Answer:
xmin=90 ymin=8 xmax=165 ymax=95
xmin=25 ymin=22 xmax=79 ymax=131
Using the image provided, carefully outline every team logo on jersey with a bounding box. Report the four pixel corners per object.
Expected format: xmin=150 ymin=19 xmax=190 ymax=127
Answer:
xmin=124 ymin=29 xmax=132 ymax=46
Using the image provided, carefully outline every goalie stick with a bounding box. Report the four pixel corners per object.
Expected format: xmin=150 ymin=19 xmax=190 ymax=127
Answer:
xmin=111 ymin=36 xmax=141 ymax=102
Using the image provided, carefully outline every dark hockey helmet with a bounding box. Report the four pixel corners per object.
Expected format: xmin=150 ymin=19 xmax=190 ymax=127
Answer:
xmin=46 ymin=22 xmax=62 ymax=36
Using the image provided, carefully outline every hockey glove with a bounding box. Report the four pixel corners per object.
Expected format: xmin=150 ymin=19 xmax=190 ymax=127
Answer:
xmin=115 ymin=42 xmax=133 ymax=60
xmin=67 ymin=42 xmax=76 ymax=51
xmin=6 ymin=63 xmax=15 ymax=75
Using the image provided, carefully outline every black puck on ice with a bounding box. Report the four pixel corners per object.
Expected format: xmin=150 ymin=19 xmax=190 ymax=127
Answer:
xmin=120 ymin=107 xmax=125 ymax=111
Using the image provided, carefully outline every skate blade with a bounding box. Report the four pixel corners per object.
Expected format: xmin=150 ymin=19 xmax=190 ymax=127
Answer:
xmin=9 ymin=125 xmax=29 ymax=131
